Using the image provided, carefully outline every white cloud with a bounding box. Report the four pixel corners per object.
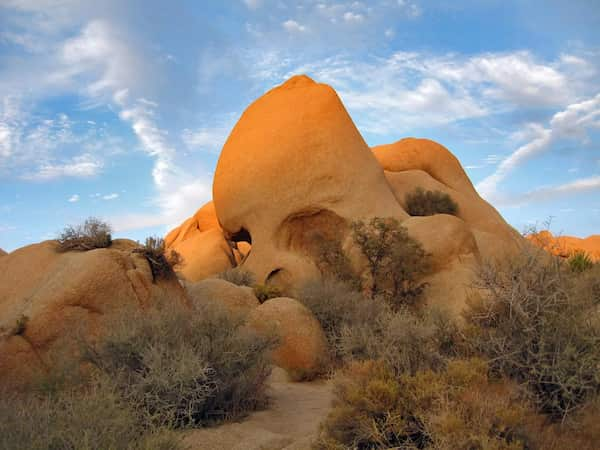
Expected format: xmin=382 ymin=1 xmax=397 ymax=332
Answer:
xmin=68 ymin=194 xmax=80 ymax=203
xmin=181 ymin=126 xmax=230 ymax=152
xmin=23 ymin=154 xmax=103 ymax=181
xmin=282 ymin=19 xmax=307 ymax=33
xmin=477 ymin=94 xmax=600 ymax=198
xmin=495 ymin=175 xmax=600 ymax=206
xmin=343 ymin=12 xmax=364 ymax=23
xmin=102 ymin=193 xmax=119 ymax=200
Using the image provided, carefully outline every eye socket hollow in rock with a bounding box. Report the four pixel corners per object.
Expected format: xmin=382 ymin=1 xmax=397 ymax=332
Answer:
xmin=228 ymin=227 xmax=252 ymax=245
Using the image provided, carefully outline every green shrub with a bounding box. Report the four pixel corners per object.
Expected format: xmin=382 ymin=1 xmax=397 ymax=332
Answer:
xmin=351 ymin=217 xmax=430 ymax=308
xmin=465 ymin=248 xmax=600 ymax=420
xmin=83 ymin=301 xmax=276 ymax=428
xmin=133 ymin=236 xmax=182 ymax=281
xmin=405 ymin=187 xmax=459 ymax=217
xmin=315 ymin=358 xmax=533 ymax=450
xmin=57 ymin=217 xmax=112 ymax=252
xmin=217 ymin=267 xmax=256 ymax=286
xmin=569 ymin=250 xmax=594 ymax=273
xmin=253 ymin=284 xmax=281 ymax=303
xmin=0 ymin=380 xmax=181 ymax=450
xmin=309 ymin=232 xmax=360 ymax=289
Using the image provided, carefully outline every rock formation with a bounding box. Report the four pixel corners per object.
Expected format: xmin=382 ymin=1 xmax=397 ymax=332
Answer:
xmin=167 ymin=75 xmax=522 ymax=316
xmin=0 ymin=248 xmax=6 ymax=257
xmin=0 ymin=240 xmax=187 ymax=387
xmin=247 ymin=297 xmax=328 ymax=379
xmin=528 ymin=230 xmax=600 ymax=261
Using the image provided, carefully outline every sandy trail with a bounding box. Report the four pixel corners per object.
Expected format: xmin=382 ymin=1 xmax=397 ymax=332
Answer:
xmin=183 ymin=368 xmax=334 ymax=450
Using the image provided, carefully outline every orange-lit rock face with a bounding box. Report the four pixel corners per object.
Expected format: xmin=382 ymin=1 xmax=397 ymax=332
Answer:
xmin=165 ymin=201 xmax=245 ymax=281
xmin=213 ymin=75 xmax=404 ymax=286
xmin=528 ymin=231 xmax=600 ymax=261
xmin=168 ymin=75 xmax=523 ymax=315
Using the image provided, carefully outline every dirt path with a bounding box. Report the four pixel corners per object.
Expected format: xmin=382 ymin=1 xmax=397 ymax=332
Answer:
xmin=183 ymin=369 xmax=334 ymax=450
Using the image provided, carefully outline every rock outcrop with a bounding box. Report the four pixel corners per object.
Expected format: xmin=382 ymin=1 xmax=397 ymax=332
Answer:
xmin=0 ymin=248 xmax=6 ymax=257
xmin=0 ymin=240 xmax=187 ymax=387
xmin=528 ymin=230 xmax=600 ymax=261
xmin=186 ymin=278 xmax=259 ymax=317
xmin=247 ymin=297 xmax=328 ymax=380
xmin=167 ymin=75 xmax=522 ymax=316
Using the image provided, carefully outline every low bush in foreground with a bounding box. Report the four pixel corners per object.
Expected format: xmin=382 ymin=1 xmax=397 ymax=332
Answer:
xmin=298 ymin=280 xmax=458 ymax=374
xmin=57 ymin=217 xmax=112 ymax=252
xmin=0 ymin=380 xmax=180 ymax=450
xmin=0 ymin=300 xmax=276 ymax=448
xmin=466 ymin=247 xmax=600 ymax=420
xmin=405 ymin=187 xmax=459 ymax=217
xmin=84 ymin=301 xmax=276 ymax=428
xmin=315 ymin=358 xmax=534 ymax=450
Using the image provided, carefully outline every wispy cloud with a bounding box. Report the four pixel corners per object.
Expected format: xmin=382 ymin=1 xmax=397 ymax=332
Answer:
xmin=68 ymin=194 xmax=80 ymax=203
xmin=495 ymin=175 xmax=600 ymax=206
xmin=282 ymin=20 xmax=307 ymax=33
xmin=477 ymin=93 xmax=600 ymax=199
xmin=22 ymin=154 xmax=103 ymax=181
xmin=102 ymin=193 xmax=119 ymax=200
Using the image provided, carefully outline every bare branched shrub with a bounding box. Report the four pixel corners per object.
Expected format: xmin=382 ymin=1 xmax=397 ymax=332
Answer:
xmin=405 ymin=187 xmax=459 ymax=217
xmin=57 ymin=217 xmax=112 ymax=252
xmin=465 ymin=246 xmax=600 ymax=420
xmin=351 ymin=217 xmax=430 ymax=308
xmin=298 ymin=280 xmax=456 ymax=374
xmin=133 ymin=236 xmax=183 ymax=281
xmin=83 ymin=301 xmax=276 ymax=428
xmin=217 ymin=267 xmax=256 ymax=286
xmin=0 ymin=380 xmax=181 ymax=450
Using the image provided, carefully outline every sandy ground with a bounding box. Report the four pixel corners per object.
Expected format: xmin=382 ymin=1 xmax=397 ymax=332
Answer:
xmin=183 ymin=368 xmax=334 ymax=450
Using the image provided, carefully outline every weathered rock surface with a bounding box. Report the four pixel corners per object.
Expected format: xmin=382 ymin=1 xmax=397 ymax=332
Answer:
xmin=0 ymin=240 xmax=187 ymax=387
xmin=167 ymin=75 xmax=522 ymax=316
xmin=0 ymin=248 xmax=6 ymax=257
xmin=186 ymin=278 xmax=259 ymax=317
xmin=528 ymin=230 xmax=600 ymax=261
xmin=247 ymin=297 xmax=328 ymax=379
xmin=165 ymin=201 xmax=249 ymax=282
xmin=212 ymin=75 xmax=405 ymax=289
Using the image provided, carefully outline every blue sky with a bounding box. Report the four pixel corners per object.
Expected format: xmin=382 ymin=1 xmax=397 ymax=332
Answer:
xmin=1 ymin=0 xmax=599 ymax=251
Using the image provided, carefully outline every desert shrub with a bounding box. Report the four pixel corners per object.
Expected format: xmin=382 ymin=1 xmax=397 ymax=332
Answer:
xmin=465 ymin=247 xmax=600 ymax=420
xmin=351 ymin=217 xmax=430 ymax=308
xmin=57 ymin=217 xmax=112 ymax=252
xmin=133 ymin=236 xmax=182 ymax=281
xmin=405 ymin=187 xmax=459 ymax=217
xmin=253 ymin=283 xmax=281 ymax=303
xmin=83 ymin=301 xmax=276 ymax=428
xmin=298 ymin=280 xmax=455 ymax=374
xmin=569 ymin=250 xmax=594 ymax=273
xmin=315 ymin=358 xmax=533 ymax=450
xmin=0 ymin=380 xmax=181 ymax=450
xmin=309 ymin=232 xmax=360 ymax=289
xmin=217 ymin=267 xmax=256 ymax=286
xmin=336 ymin=306 xmax=446 ymax=376
xmin=297 ymin=279 xmax=388 ymax=365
